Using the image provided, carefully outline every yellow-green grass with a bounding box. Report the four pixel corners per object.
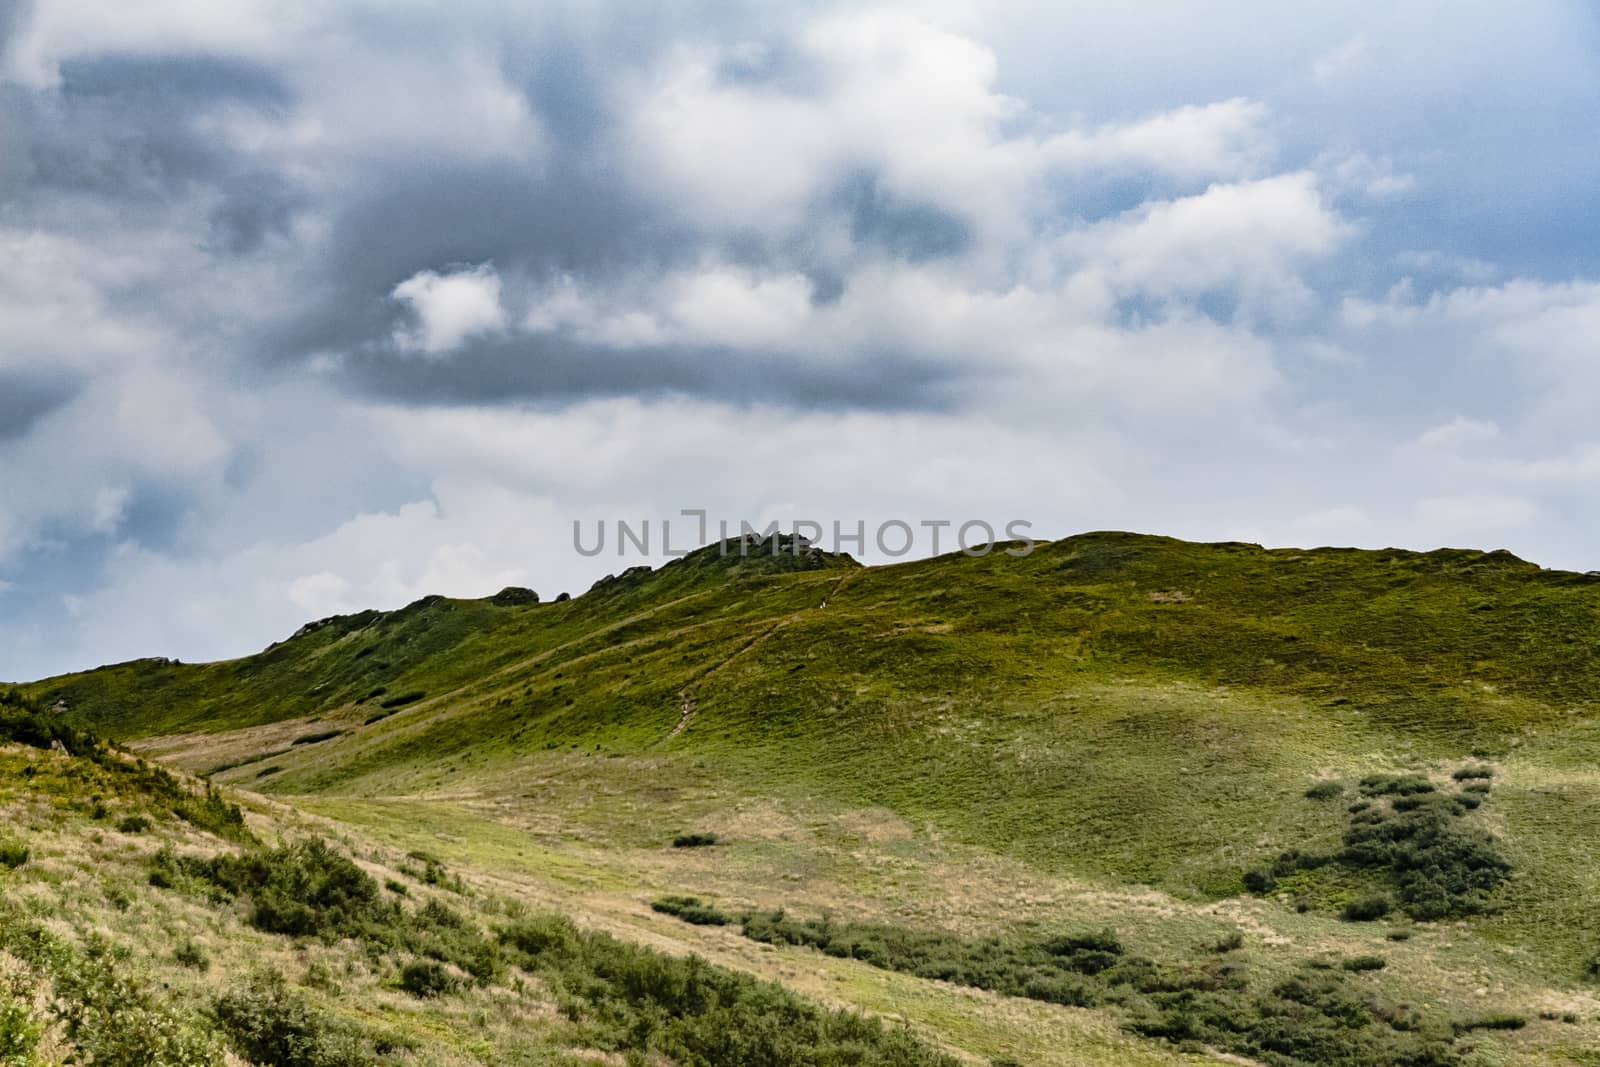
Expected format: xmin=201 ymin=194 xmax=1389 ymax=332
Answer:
xmin=16 ymin=531 xmax=1600 ymax=1063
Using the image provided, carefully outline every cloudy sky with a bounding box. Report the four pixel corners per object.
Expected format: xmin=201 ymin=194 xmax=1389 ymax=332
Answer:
xmin=2 ymin=1 xmax=1599 ymax=679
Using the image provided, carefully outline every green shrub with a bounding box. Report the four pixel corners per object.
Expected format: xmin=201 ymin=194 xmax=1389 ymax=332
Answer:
xmin=0 ymin=841 xmax=28 ymax=871
xmin=497 ymin=913 xmax=960 ymax=1067
xmin=292 ymin=730 xmax=343 ymax=746
xmin=651 ymin=895 xmax=733 ymax=926
xmin=0 ymin=996 xmax=40 ymax=1065
xmin=1340 ymin=954 xmax=1386 ymax=971
xmin=1341 ymin=895 xmax=1392 ymax=922
xmin=164 ymin=839 xmax=394 ymax=941
xmin=214 ymin=972 xmax=369 ymax=1067
xmin=117 ymin=814 xmax=152 ymax=834
xmin=723 ymin=906 xmax=1467 ymax=1067
xmin=175 ymin=939 xmax=210 ymax=971
xmin=398 ymin=960 xmax=455 ymax=998
xmin=1208 ymin=930 xmax=1245 ymax=953
xmin=44 ymin=935 xmax=226 ymax=1067
xmin=672 ymin=832 xmax=718 ymax=848
xmin=1242 ymin=868 xmax=1276 ymax=894
xmin=1304 ymin=780 xmax=1343 ymax=800
xmin=1452 ymin=765 xmax=1494 ymax=781
xmin=379 ymin=692 xmax=426 ymax=710
xmin=1269 ymin=774 xmax=1515 ymax=922
xmin=1359 ymin=773 xmax=1435 ymax=797
xmin=1457 ymin=1013 xmax=1526 ymax=1032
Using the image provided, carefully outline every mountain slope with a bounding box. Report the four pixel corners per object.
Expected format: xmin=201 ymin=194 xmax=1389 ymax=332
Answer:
xmin=16 ymin=531 xmax=1600 ymax=1065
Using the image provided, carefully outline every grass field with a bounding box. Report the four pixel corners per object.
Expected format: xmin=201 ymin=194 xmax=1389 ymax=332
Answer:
xmin=13 ymin=532 xmax=1600 ymax=1064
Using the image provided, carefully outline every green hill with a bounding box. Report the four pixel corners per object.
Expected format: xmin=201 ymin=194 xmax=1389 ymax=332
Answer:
xmin=12 ymin=531 xmax=1600 ymax=1065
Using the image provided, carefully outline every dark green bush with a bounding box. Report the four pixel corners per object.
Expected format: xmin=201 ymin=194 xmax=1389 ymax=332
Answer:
xmin=163 ymin=839 xmax=395 ymax=941
xmin=379 ymin=692 xmax=426 ymax=710
xmin=497 ymin=913 xmax=959 ymax=1067
xmin=116 ymin=814 xmax=152 ymax=834
xmin=651 ymin=895 xmax=733 ymax=926
xmin=1259 ymin=769 xmax=1511 ymax=923
xmin=1341 ymin=896 xmax=1392 ymax=922
xmin=672 ymin=832 xmax=719 ymax=848
xmin=214 ymin=972 xmax=370 ymax=1067
xmin=1457 ymin=1013 xmax=1526 ymax=1032
xmin=0 ymin=840 xmax=29 ymax=871
xmin=1304 ymin=780 xmax=1343 ymax=800
xmin=398 ymin=960 xmax=455 ymax=998
xmin=1208 ymin=930 xmax=1245 ymax=953
xmin=713 ymin=905 xmax=1467 ymax=1067
xmin=1359 ymin=773 xmax=1435 ymax=797
xmin=292 ymin=730 xmax=343 ymax=746
xmin=0 ymin=996 xmax=40 ymax=1063
xmin=175 ymin=938 xmax=210 ymax=971
xmin=30 ymin=933 xmax=225 ymax=1066
xmin=1452 ymin=765 xmax=1494 ymax=781
xmin=1242 ymin=868 xmax=1277 ymax=894
xmin=1340 ymin=955 xmax=1386 ymax=971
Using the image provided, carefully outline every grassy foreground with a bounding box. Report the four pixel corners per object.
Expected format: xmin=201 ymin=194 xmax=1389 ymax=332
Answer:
xmin=11 ymin=531 xmax=1600 ymax=1064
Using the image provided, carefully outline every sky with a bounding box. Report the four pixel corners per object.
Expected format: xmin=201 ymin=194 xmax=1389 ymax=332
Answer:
xmin=2 ymin=1 xmax=1599 ymax=680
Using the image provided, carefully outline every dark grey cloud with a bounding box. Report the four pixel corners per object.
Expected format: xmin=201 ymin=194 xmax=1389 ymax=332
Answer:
xmin=837 ymin=173 xmax=972 ymax=262
xmin=207 ymin=170 xmax=304 ymax=254
xmin=0 ymin=371 xmax=75 ymax=441
xmin=269 ymin=157 xmax=689 ymax=363
xmin=0 ymin=0 xmax=29 ymax=57
xmin=2 ymin=54 xmax=293 ymax=228
xmin=336 ymin=333 xmax=970 ymax=414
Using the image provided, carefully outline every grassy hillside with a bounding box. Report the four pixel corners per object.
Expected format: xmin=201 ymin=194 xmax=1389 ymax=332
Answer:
xmin=0 ymin=691 xmax=975 ymax=1066
xmin=15 ymin=531 xmax=1600 ymax=1065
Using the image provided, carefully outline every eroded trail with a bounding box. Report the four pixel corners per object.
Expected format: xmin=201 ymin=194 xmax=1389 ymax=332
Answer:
xmin=663 ymin=570 xmax=854 ymax=742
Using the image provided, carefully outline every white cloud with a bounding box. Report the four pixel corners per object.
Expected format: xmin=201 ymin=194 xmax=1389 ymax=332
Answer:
xmin=1393 ymin=250 xmax=1498 ymax=283
xmin=90 ymin=487 xmax=131 ymax=534
xmin=2 ymin=0 xmax=309 ymax=87
xmin=287 ymin=570 xmax=353 ymax=618
xmin=392 ymin=264 xmax=508 ymax=355
xmin=1417 ymin=417 xmax=1500 ymax=451
xmin=1341 ymin=279 xmax=1600 ymax=422
xmin=1311 ymin=38 xmax=1369 ymax=84
xmin=1321 ymin=151 xmax=1415 ymax=200
xmin=666 ymin=269 xmax=816 ymax=350
xmin=622 ymin=10 xmax=1270 ymax=243
xmin=524 ymin=267 xmax=815 ymax=352
xmin=1041 ymin=98 xmax=1269 ymax=179
xmin=202 ymin=47 xmax=544 ymax=176
xmin=1414 ymin=493 xmax=1538 ymax=533
xmin=1059 ymin=173 xmax=1349 ymax=305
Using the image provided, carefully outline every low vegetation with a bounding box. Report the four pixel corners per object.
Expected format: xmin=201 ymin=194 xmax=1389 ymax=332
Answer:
xmin=651 ymin=894 xmax=733 ymax=925
xmin=14 ymin=533 xmax=1600 ymax=1064
xmin=1246 ymin=771 xmax=1510 ymax=921
xmin=653 ymin=908 xmax=1480 ymax=1067
xmin=499 ymin=913 xmax=959 ymax=1066
xmin=1 ymin=688 xmax=249 ymax=842
xmin=139 ymin=830 xmax=961 ymax=1063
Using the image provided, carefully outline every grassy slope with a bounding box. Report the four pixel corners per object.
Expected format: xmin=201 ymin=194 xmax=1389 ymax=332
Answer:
xmin=0 ymin=727 xmax=1208 ymax=1066
xmin=20 ymin=531 xmax=1600 ymax=1064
